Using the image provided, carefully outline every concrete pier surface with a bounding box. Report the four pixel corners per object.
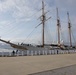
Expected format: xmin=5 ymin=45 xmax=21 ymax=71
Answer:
xmin=29 ymin=64 xmax=76 ymax=75
xmin=0 ymin=54 xmax=76 ymax=75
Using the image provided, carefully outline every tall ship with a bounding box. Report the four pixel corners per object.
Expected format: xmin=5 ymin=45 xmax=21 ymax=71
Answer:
xmin=0 ymin=1 xmax=76 ymax=52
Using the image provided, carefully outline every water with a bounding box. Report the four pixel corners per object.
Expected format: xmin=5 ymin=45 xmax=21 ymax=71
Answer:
xmin=0 ymin=48 xmax=13 ymax=52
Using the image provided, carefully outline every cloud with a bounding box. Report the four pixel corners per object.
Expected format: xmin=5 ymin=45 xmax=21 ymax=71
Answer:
xmin=0 ymin=0 xmax=41 ymax=21
xmin=0 ymin=0 xmax=15 ymax=12
xmin=0 ymin=0 xmax=76 ymax=44
xmin=55 ymin=0 xmax=76 ymax=7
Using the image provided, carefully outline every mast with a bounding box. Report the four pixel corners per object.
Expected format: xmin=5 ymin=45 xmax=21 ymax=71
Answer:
xmin=42 ymin=0 xmax=45 ymax=47
xmin=33 ymin=0 xmax=51 ymax=47
xmin=67 ymin=12 xmax=72 ymax=47
xmin=56 ymin=8 xmax=61 ymax=46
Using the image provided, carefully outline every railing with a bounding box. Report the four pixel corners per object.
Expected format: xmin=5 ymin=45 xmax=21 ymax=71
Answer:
xmin=0 ymin=50 xmax=76 ymax=57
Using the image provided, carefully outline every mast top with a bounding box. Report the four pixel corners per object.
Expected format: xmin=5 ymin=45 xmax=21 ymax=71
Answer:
xmin=67 ymin=12 xmax=72 ymax=47
xmin=56 ymin=8 xmax=61 ymax=27
xmin=67 ymin=12 xmax=71 ymax=28
xmin=67 ymin=12 xmax=71 ymax=23
xmin=56 ymin=8 xmax=59 ymax=20
xmin=56 ymin=8 xmax=61 ymax=46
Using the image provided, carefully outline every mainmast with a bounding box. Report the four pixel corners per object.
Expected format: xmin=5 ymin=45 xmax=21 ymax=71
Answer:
xmin=56 ymin=8 xmax=61 ymax=46
xmin=42 ymin=0 xmax=45 ymax=47
xmin=67 ymin=12 xmax=72 ymax=47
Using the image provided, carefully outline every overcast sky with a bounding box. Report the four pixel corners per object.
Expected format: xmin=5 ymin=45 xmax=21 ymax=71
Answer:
xmin=0 ymin=0 xmax=76 ymax=45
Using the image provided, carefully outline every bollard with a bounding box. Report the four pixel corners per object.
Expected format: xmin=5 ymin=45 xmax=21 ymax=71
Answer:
xmin=16 ymin=52 xmax=19 ymax=56
xmin=9 ymin=52 xmax=11 ymax=56
xmin=35 ymin=51 xmax=37 ymax=55
xmin=39 ymin=51 xmax=40 ymax=55
xmin=2 ymin=52 xmax=4 ymax=57
xmin=31 ymin=51 xmax=33 ymax=56
xmin=45 ymin=51 xmax=47 ymax=55
xmin=22 ymin=51 xmax=24 ymax=56
xmin=43 ymin=51 xmax=44 ymax=55
xmin=49 ymin=50 xmax=51 ymax=55
xmin=27 ymin=51 xmax=29 ymax=56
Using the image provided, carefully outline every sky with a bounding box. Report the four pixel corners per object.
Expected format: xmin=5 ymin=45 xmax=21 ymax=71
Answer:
xmin=0 ymin=0 xmax=76 ymax=45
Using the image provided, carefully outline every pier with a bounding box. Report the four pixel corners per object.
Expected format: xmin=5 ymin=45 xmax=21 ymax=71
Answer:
xmin=0 ymin=54 xmax=76 ymax=75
